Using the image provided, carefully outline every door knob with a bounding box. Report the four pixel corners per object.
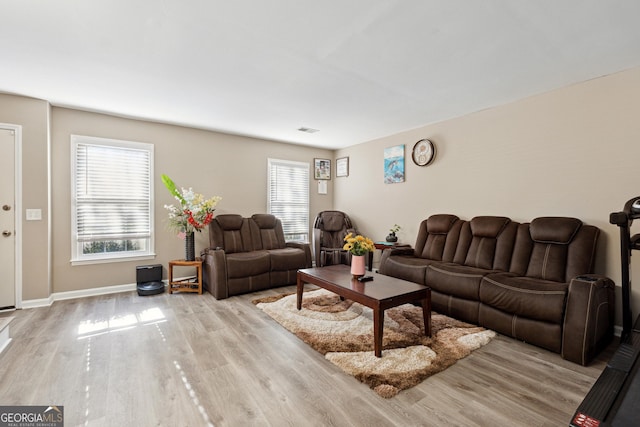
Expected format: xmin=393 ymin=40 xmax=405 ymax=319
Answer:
xmin=2 ymin=231 xmax=11 ymax=237
xmin=2 ymin=205 xmax=10 ymax=211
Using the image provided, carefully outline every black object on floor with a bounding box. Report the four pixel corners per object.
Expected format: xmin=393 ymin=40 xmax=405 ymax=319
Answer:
xmin=136 ymin=264 xmax=164 ymax=296
xmin=570 ymin=316 xmax=640 ymax=427
xmin=569 ymin=196 xmax=640 ymax=426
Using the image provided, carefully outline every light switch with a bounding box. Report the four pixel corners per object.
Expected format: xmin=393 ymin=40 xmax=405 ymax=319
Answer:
xmin=26 ymin=209 xmax=42 ymax=221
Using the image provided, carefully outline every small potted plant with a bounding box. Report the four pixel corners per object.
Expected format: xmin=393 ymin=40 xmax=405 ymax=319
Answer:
xmin=386 ymin=224 xmax=401 ymax=242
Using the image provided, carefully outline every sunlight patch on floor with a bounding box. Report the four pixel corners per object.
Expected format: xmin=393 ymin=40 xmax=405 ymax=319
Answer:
xmin=174 ymin=360 xmax=215 ymax=427
xmin=77 ymin=307 xmax=167 ymax=339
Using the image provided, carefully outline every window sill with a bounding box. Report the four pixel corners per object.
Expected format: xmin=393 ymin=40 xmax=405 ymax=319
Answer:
xmin=71 ymin=253 xmax=156 ymax=266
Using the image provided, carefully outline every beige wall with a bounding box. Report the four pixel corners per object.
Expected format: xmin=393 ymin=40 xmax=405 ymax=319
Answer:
xmin=50 ymin=108 xmax=333 ymax=292
xmin=4 ymin=66 xmax=640 ymax=327
xmin=334 ymin=66 xmax=640 ymax=325
xmin=0 ymin=93 xmax=50 ymax=300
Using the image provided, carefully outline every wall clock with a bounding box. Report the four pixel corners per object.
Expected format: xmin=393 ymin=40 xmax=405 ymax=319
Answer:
xmin=411 ymin=139 xmax=436 ymax=166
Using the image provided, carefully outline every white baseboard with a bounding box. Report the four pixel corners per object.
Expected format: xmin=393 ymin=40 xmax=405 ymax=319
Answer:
xmin=0 ymin=316 xmax=14 ymax=354
xmin=22 ymin=280 xmax=169 ymax=309
xmin=0 ymin=331 xmax=12 ymax=354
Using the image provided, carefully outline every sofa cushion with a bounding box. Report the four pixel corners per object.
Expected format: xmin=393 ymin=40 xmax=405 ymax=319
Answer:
xmin=511 ymin=218 xmax=599 ymax=282
xmin=427 ymin=214 xmax=460 ymax=234
xmin=251 ymin=214 xmax=286 ymax=250
xmin=378 ymin=256 xmax=432 ymax=285
xmin=269 ymin=247 xmax=307 ymax=272
xmin=530 ymin=217 xmax=581 ymax=244
xmin=479 ymin=272 xmax=567 ymax=324
xmin=209 ymin=214 xmax=254 ymax=254
xmin=525 ymin=218 xmax=583 ymax=283
xmin=470 ymin=216 xmax=511 ymax=238
xmin=225 ymin=251 xmax=271 ymax=278
xmin=258 ymin=228 xmax=282 ymax=250
xmin=414 ymin=214 xmax=462 ymax=261
xmin=454 ymin=216 xmax=517 ymax=271
xmin=526 ymin=243 xmax=570 ymax=283
xmin=216 ymin=214 xmax=245 ymax=230
xmin=426 ymin=262 xmax=491 ymax=301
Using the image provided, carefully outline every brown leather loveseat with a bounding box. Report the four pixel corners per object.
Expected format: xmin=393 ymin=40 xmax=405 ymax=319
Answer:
xmin=202 ymin=214 xmax=312 ymax=299
xmin=378 ymin=214 xmax=615 ymax=365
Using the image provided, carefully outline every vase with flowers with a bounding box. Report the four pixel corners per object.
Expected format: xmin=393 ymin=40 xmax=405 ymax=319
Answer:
xmin=162 ymin=174 xmax=222 ymax=261
xmin=343 ymin=232 xmax=375 ymax=278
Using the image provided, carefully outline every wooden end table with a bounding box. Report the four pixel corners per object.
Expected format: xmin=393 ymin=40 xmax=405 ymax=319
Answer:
xmin=297 ymin=265 xmax=431 ymax=357
xmin=168 ymin=258 xmax=203 ymax=294
xmin=367 ymin=242 xmax=411 ymax=271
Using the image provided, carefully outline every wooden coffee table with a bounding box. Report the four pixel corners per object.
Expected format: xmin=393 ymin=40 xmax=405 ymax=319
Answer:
xmin=297 ymin=265 xmax=431 ymax=357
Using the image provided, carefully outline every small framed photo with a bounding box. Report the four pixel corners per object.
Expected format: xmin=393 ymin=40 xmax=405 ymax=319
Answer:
xmin=336 ymin=157 xmax=349 ymax=177
xmin=314 ymin=158 xmax=331 ymax=180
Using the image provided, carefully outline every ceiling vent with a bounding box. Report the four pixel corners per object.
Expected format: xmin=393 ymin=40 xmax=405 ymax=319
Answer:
xmin=298 ymin=127 xmax=319 ymax=133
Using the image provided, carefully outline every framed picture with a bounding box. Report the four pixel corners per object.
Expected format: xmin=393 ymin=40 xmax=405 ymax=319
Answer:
xmin=384 ymin=145 xmax=405 ymax=184
xmin=314 ymin=158 xmax=331 ymax=180
xmin=336 ymin=157 xmax=349 ymax=177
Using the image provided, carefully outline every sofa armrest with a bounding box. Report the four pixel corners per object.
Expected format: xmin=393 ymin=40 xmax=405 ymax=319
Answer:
xmin=286 ymin=241 xmax=313 ymax=268
xmin=379 ymin=246 xmax=414 ymax=274
xmin=388 ymin=246 xmax=414 ymax=256
xmin=562 ymin=275 xmax=615 ymax=365
xmin=380 ymin=246 xmax=414 ymax=263
xmin=312 ymin=228 xmax=322 ymax=266
xmin=201 ymin=248 xmax=229 ymax=300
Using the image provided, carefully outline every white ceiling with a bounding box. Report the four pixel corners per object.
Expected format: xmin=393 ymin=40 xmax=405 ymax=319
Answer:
xmin=2 ymin=1 xmax=640 ymax=149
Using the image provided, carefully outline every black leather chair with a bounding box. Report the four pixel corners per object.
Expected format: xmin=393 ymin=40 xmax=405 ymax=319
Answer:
xmin=312 ymin=210 xmax=357 ymax=267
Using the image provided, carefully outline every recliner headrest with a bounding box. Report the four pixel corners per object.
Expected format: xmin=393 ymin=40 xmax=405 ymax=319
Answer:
xmin=426 ymin=214 xmax=460 ymax=234
xmin=530 ymin=217 xmax=582 ymax=244
xmin=251 ymin=214 xmax=277 ymax=229
xmin=320 ymin=211 xmax=347 ymax=232
xmin=469 ymin=216 xmax=511 ymax=238
xmin=215 ymin=214 xmax=244 ymax=230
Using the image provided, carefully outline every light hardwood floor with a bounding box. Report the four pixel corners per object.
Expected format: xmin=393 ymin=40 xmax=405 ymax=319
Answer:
xmin=0 ymin=285 xmax=613 ymax=427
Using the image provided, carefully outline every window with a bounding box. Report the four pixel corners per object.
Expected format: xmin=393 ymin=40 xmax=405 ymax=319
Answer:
xmin=71 ymin=135 xmax=154 ymax=264
xmin=267 ymin=158 xmax=309 ymax=242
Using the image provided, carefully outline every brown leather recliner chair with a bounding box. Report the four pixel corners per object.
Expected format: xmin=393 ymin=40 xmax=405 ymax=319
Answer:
xmin=312 ymin=210 xmax=357 ymax=267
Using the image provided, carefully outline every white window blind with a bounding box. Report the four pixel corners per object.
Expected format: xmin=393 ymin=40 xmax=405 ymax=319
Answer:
xmin=71 ymin=135 xmax=154 ymax=263
xmin=267 ymin=158 xmax=309 ymax=242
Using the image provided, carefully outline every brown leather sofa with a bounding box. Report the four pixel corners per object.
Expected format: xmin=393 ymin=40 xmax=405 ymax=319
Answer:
xmin=379 ymin=214 xmax=615 ymax=365
xmin=201 ymin=214 xmax=312 ymax=300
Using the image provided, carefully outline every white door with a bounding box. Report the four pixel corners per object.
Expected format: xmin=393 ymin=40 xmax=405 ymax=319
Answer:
xmin=0 ymin=128 xmax=16 ymax=308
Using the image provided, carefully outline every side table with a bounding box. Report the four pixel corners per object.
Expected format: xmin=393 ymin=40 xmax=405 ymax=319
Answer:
xmin=368 ymin=242 xmax=411 ymax=271
xmin=168 ymin=258 xmax=203 ymax=294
